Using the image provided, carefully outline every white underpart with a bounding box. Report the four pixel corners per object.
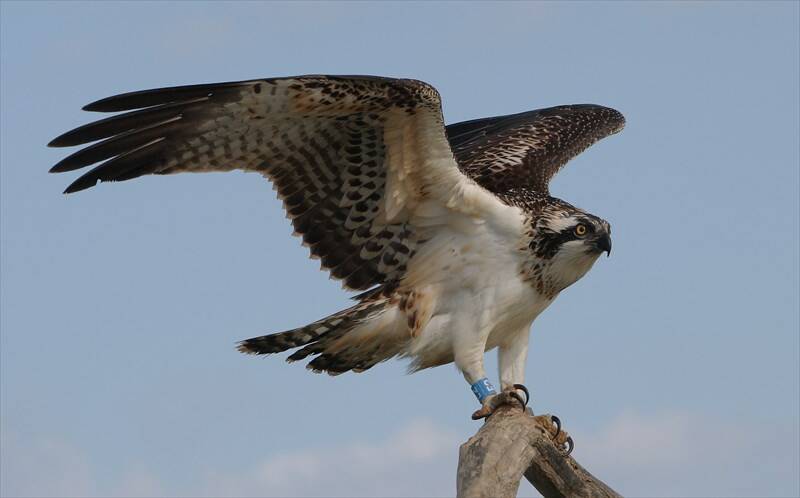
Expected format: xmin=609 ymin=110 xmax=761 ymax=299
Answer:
xmin=396 ymin=194 xmax=551 ymax=386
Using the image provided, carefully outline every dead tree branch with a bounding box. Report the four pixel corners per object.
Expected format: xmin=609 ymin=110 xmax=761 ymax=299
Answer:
xmin=457 ymin=404 xmax=622 ymax=498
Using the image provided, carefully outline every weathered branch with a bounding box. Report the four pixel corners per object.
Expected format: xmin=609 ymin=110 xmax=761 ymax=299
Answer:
xmin=457 ymin=404 xmax=622 ymax=498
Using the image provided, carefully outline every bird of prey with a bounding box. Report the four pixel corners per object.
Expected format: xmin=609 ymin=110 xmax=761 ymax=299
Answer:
xmin=49 ymin=75 xmax=623 ymax=427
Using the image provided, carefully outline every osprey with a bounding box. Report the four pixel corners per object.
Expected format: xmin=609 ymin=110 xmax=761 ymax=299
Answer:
xmin=50 ymin=75 xmax=623 ymax=440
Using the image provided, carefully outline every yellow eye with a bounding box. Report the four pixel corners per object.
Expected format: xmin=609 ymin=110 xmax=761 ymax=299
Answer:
xmin=575 ymin=224 xmax=587 ymax=236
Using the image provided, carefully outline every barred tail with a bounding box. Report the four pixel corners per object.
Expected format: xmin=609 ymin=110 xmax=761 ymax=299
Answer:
xmin=237 ymin=298 xmax=403 ymax=375
xmin=236 ymin=313 xmax=351 ymax=355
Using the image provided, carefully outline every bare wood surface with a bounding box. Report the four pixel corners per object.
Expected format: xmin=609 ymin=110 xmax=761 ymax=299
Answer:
xmin=457 ymin=404 xmax=622 ymax=498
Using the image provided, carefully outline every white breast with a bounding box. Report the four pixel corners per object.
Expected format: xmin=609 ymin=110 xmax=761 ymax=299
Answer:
xmin=400 ymin=202 xmax=553 ymax=368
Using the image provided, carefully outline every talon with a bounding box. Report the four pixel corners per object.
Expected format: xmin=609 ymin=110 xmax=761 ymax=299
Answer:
xmin=564 ymin=436 xmax=574 ymax=456
xmin=551 ymin=415 xmax=561 ymax=438
xmin=509 ymin=391 xmax=527 ymax=412
xmin=512 ymin=384 xmax=530 ymax=406
xmin=534 ymin=414 xmax=572 ymax=456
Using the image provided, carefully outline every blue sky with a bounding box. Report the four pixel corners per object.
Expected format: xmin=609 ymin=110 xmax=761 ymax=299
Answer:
xmin=1 ymin=2 xmax=798 ymax=497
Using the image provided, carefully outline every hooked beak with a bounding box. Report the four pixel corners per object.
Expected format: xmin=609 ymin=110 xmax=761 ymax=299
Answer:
xmin=594 ymin=233 xmax=612 ymax=257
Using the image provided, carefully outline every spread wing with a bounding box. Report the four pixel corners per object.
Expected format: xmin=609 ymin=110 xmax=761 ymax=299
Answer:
xmin=446 ymin=105 xmax=625 ymax=195
xmin=49 ymin=75 xmax=511 ymax=290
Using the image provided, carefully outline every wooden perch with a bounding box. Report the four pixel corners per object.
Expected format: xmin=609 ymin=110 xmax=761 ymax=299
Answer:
xmin=457 ymin=404 xmax=622 ymax=498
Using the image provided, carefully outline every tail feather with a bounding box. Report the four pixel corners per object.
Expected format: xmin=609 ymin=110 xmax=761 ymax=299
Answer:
xmin=237 ymin=297 xmax=404 ymax=375
xmin=236 ymin=314 xmax=346 ymax=355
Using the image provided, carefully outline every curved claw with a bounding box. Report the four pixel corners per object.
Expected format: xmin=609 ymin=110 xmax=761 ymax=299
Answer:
xmin=550 ymin=415 xmax=561 ymax=439
xmin=564 ymin=436 xmax=574 ymax=456
xmin=512 ymin=384 xmax=530 ymax=406
xmin=508 ymin=391 xmax=527 ymax=412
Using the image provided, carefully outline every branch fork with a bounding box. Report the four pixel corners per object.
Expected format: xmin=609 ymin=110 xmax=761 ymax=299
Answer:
xmin=457 ymin=404 xmax=622 ymax=498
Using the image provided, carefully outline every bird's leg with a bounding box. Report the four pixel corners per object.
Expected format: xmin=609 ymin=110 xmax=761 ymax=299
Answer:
xmin=496 ymin=328 xmax=573 ymax=454
xmin=498 ymin=327 xmax=531 ymax=408
xmin=457 ymin=347 xmax=527 ymax=420
xmin=467 ymin=329 xmax=530 ymax=420
xmin=452 ymin=312 xmax=527 ymax=419
xmin=452 ymin=331 xmax=511 ymax=419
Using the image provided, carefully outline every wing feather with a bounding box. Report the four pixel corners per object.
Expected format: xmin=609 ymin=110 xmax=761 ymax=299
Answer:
xmin=49 ymin=75 xmax=511 ymax=290
xmin=446 ymin=104 xmax=625 ymax=195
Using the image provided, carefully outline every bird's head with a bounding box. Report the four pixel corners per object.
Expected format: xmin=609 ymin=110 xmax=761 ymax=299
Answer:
xmin=529 ymin=199 xmax=611 ymax=292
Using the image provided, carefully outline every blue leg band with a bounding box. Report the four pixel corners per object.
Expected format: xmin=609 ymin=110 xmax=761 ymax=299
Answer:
xmin=470 ymin=378 xmax=497 ymax=403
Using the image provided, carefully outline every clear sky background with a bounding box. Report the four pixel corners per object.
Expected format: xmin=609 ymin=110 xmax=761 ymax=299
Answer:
xmin=1 ymin=2 xmax=798 ymax=497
